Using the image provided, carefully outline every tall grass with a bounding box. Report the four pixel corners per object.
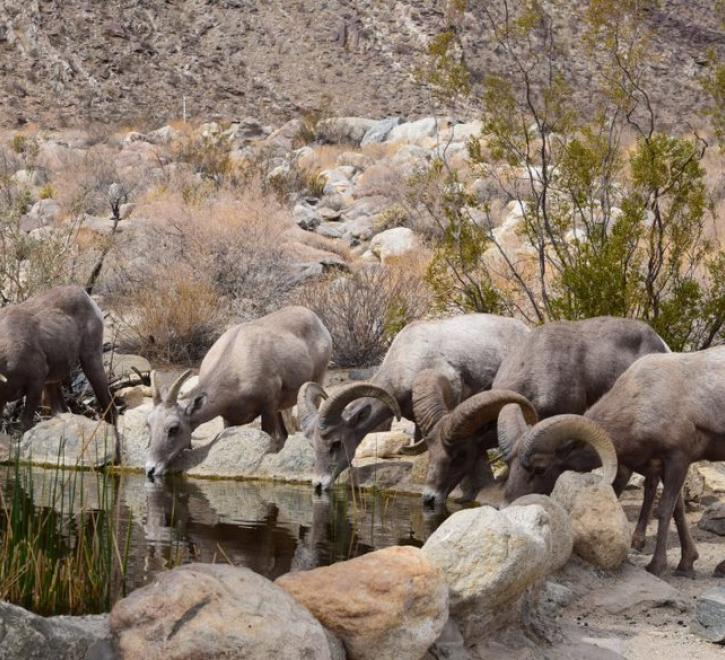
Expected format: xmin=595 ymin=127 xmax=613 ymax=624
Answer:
xmin=0 ymin=456 xmax=132 ymax=616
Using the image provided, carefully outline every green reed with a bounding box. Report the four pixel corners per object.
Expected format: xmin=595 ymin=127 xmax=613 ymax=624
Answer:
xmin=0 ymin=450 xmax=132 ymax=616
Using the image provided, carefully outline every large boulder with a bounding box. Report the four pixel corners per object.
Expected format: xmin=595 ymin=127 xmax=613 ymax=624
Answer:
xmin=19 ymin=414 xmax=117 ymax=468
xmin=0 ymin=601 xmax=111 ymax=660
xmin=550 ymin=471 xmax=630 ymax=570
xmin=421 ymin=505 xmax=552 ymax=642
xmin=691 ymin=586 xmax=725 ymax=643
xmin=276 ymin=545 xmax=448 ymax=660
xmin=369 ymin=227 xmax=420 ymax=264
xmin=507 ymin=494 xmax=573 ymax=572
xmin=387 ymin=117 xmax=451 ymax=145
xmin=111 ymin=563 xmax=335 ymax=659
xmin=361 ymin=117 xmax=403 ymax=146
xmin=316 ymin=117 xmax=377 ymax=145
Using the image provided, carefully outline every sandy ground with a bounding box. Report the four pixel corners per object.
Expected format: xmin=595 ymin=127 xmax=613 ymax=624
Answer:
xmin=471 ymin=486 xmax=725 ymax=659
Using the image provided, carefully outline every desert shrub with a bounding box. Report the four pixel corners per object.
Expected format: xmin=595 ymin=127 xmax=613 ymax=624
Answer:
xmin=124 ymin=263 xmax=226 ymax=364
xmin=0 ymin=148 xmax=88 ymax=303
xmin=173 ymin=133 xmax=233 ymax=186
xmin=53 ymin=145 xmax=139 ymax=218
xmin=109 ymin=180 xmax=297 ymax=361
xmin=296 ymin=263 xmax=431 ymax=368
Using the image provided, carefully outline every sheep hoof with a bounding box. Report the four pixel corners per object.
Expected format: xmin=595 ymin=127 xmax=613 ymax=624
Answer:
xmin=630 ymin=536 xmax=646 ymax=552
xmin=673 ymin=565 xmax=696 ymax=579
xmin=645 ymin=560 xmax=666 ymax=576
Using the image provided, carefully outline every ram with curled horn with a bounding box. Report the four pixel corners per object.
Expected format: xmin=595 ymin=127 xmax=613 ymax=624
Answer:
xmin=297 ymin=314 xmax=530 ymax=493
xmin=145 ymin=306 xmax=332 ymax=478
xmin=417 ymin=316 xmax=669 ymax=508
xmin=410 ymin=369 xmax=538 ymax=507
xmin=503 ymin=345 xmax=725 ymax=578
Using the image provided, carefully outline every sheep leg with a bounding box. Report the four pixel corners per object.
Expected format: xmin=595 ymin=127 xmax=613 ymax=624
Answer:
xmin=261 ymin=410 xmax=288 ymax=452
xmin=672 ymin=492 xmax=699 ymax=577
xmin=44 ymin=383 xmax=68 ymax=415
xmin=632 ymin=473 xmax=659 ymax=551
xmin=646 ymin=458 xmax=688 ymax=576
xmin=80 ymin=352 xmax=116 ymax=425
xmin=21 ymin=383 xmax=44 ymax=431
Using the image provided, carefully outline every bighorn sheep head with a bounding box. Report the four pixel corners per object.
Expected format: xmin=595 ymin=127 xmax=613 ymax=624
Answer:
xmin=502 ymin=411 xmax=619 ymax=501
xmin=411 ymin=369 xmax=539 ymax=508
xmin=297 ymin=381 xmax=401 ymax=493
xmin=145 ymin=370 xmax=207 ymax=478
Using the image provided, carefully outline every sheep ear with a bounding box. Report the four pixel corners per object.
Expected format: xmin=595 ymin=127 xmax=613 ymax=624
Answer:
xmin=184 ymin=393 xmax=207 ymax=418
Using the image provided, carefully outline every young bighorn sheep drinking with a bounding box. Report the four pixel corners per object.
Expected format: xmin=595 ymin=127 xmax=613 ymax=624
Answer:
xmin=502 ymin=346 xmax=725 ymax=576
xmin=416 ymin=316 xmax=669 ymax=507
xmin=297 ymin=314 xmax=530 ymax=493
xmin=145 ymin=306 xmax=331 ymax=478
xmin=0 ymin=285 xmax=115 ymax=430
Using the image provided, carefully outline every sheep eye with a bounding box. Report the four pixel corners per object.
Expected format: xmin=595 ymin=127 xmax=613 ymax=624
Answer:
xmin=168 ymin=425 xmax=180 ymax=435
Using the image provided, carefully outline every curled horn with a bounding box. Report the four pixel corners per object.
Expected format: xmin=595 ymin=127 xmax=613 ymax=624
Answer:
xmin=297 ymin=382 xmax=328 ymax=435
xmin=497 ymin=403 xmax=532 ymax=461
xmin=318 ymin=382 xmax=401 ymax=428
xmin=401 ymin=370 xmax=457 ymax=455
xmin=165 ymin=369 xmax=194 ymax=405
xmin=521 ymin=415 xmax=618 ymax=485
xmin=441 ymin=389 xmax=538 ymax=447
xmin=150 ymin=370 xmax=162 ymax=406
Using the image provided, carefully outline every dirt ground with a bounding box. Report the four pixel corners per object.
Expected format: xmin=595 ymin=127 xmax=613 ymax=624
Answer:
xmin=473 ymin=486 xmax=725 ymax=659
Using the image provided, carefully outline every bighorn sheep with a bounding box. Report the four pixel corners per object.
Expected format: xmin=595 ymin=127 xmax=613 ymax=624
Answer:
xmin=0 ymin=285 xmax=115 ymax=430
xmin=501 ymin=346 xmax=725 ymax=576
xmin=415 ymin=317 xmax=669 ymax=507
xmin=146 ymin=306 xmax=332 ymax=477
xmin=297 ymin=314 xmax=530 ymax=493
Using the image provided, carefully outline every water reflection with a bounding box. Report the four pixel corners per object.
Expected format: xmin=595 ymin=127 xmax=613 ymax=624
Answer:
xmin=123 ymin=475 xmax=442 ymax=589
xmin=0 ymin=466 xmax=445 ymax=596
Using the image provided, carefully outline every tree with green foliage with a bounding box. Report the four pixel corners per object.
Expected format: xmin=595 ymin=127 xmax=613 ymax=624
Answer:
xmin=419 ymin=0 xmax=724 ymax=350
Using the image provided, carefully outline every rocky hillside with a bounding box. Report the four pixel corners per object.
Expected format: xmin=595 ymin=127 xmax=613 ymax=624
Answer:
xmin=0 ymin=1 xmax=721 ymax=129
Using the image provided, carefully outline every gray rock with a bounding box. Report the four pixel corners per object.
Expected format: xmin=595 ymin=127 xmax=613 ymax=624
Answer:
xmin=369 ymin=227 xmax=420 ymax=263
xmin=0 ymin=601 xmax=111 ymax=660
xmin=584 ymin=563 xmax=686 ymax=615
xmin=110 ymin=563 xmax=335 ymax=659
xmin=421 ymin=505 xmax=552 ymax=643
xmin=258 ymin=432 xmax=315 ymax=480
xmin=361 ymin=117 xmax=403 ymax=146
xmin=19 ymin=414 xmax=117 ymax=468
xmin=551 ymin=471 xmax=630 ymax=570
xmin=387 ymin=117 xmax=453 ymax=145
xmin=507 ymin=494 xmax=573 ymax=572
xmin=22 ymin=199 xmax=61 ymax=231
xmin=691 ymin=587 xmax=725 ymax=643
xmin=698 ymin=502 xmax=725 ymax=536
xmin=316 ymin=117 xmax=377 ymax=145
xmin=293 ymin=202 xmax=321 ymax=230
